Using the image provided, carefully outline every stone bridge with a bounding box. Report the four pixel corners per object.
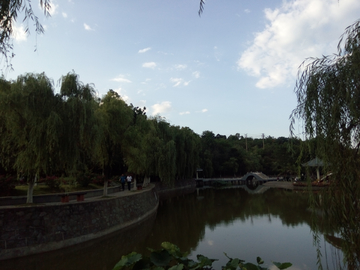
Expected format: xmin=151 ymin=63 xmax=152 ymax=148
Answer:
xmin=195 ymin=172 xmax=278 ymax=188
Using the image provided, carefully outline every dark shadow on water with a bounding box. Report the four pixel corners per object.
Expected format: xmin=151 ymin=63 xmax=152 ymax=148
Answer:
xmin=1 ymin=212 xmax=157 ymax=270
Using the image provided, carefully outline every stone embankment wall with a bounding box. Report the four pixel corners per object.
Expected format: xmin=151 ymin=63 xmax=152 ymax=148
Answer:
xmin=155 ymin=180 xmax=196 ymax=200
xmin=0 ymin=185 xmax=158 ymax=260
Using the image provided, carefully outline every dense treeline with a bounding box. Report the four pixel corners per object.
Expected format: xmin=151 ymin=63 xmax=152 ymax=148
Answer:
xmin=199 ymin=131 xmax=302 ymax=178
xmin=0 ymin=72 xmax=307 ymax=201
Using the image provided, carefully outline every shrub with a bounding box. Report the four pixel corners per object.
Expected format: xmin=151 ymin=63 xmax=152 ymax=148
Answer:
xmin=0 ymin=175 xmax=16 ymax=196
xmin=76 ymin=172 xmax=93 ymax=187
xmin=59 ymin=176 xmax=77 ymax=192
xmin=39 ymin=175 xmax=61 ymax=191
xmin=91 ymin=174 xmax=106 ymax=186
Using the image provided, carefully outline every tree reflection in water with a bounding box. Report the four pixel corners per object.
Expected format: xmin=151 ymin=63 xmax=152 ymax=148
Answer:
xmin=1 ymin=188 xmax=350 ymax=270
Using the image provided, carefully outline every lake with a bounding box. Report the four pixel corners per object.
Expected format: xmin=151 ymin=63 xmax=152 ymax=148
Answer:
xmin=2 ymin=186 xmax=344 ymax=270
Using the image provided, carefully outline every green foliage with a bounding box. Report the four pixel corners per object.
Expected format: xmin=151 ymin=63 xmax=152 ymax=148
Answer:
xmin=290 ymin=19 xmax=360 ymax=268
xmin=0 ymin=73 xmax=62 ymax=185
xmin=0 ymin=71 xmax=301 ymax=200
xmin=59 ymin=72 xmax=99 ymax=175
xmin=199 ymin=132 xmax=300 ymax=178
xmin=39 ymin=175 xmax=61 ymax=190
xmin=94 ymin=90 xmax=133 ymax=179
xmin=74 ymin=171 xmax=93 ymax=187
xmin=112 ymin=242 xmax=291 ymax=270
xmin=0 ymin=0 xmax=51 ymax=67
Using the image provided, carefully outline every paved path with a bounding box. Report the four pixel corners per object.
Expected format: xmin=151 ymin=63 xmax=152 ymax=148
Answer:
xmin=263 ymin=181 xmax=294 ymax=190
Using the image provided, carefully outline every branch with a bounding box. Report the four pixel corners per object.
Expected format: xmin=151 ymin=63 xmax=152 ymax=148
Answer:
xmin=198 ymin=0 xmax=205 ymax=16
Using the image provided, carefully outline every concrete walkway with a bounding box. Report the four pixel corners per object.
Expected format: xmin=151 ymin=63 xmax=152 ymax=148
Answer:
xmin=263 ymin=181 xmax=294 ymax=190
xmin=0 ymin=185 xmax=148 ymax=208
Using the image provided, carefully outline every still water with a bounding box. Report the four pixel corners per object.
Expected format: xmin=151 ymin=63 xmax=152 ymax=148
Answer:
xmin=3 ymin=187 xmax=343 ymax=270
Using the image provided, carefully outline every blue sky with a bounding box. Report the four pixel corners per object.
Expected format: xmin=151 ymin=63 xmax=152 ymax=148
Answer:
xmin=4 ymin=0 xmax=360 ymax=138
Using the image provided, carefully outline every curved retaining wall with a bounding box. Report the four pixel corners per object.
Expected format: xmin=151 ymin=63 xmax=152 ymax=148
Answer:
xmin=0 ymin=185 xmax=158 ymax=260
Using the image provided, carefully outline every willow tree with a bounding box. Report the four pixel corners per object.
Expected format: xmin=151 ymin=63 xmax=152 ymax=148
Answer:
xmin=154 ymin=118 xmax=177 ymax=185
xmin=290 ymin=20 xmax=360 ymax=268
xmin=95 ymin=90 xmax=133 ymax=195
xmin=59 ymin=72 xmax=99 ymax=180
xmin=173 ymin=126 xmax=200 ymax=180
xmin=0 ymin=73 xmax=62 ymax=203
xmin=0 ymin=77 xmax=13 ymax=172
xmin=123 ymin=113 xmax=161 ymax=184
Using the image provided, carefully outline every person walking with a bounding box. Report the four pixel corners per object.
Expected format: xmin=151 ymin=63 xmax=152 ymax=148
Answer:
xmin=120 ymin=174 xmax=126 ymax=191
xmin=126 ymin=174 xmax=132 ymax=191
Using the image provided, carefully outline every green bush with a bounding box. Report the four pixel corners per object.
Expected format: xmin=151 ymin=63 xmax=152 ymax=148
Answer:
xmin=39 ymin=175 xmax=61 ymax=191
xmin=75 ymin=172 xmax=93 ymax=187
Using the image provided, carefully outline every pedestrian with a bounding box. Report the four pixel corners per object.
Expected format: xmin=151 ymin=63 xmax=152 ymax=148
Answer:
xmin=126 ymin=174 xmax=132 ymax=191
xmin=120 ymin=174 xmax=126 ymax=191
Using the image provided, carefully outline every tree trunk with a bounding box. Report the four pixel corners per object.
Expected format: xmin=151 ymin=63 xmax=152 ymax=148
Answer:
xmin=133 ymin=176 xmax=136 ymax=190
xmin=103 ymin=179 xmax=108 ymax=196
xmin=26 ymin=176 xmax=36 ymax=204
xmin=143 ymin=176 xmax=150 ymax=188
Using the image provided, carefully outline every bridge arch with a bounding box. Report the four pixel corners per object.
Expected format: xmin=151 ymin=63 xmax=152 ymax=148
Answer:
xmin=241 ymin=172 xmax=270 ymax=181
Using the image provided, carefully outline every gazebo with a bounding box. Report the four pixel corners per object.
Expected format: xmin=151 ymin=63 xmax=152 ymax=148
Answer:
xmin=302 ymin=157 xmax=324 ymax=180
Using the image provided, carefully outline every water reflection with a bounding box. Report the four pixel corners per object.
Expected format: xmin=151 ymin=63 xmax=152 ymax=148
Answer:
xmin=2 ymin=213 xmax=156 ymax=270
xmin=141 ymin=188 xmax=343 ymax=270
xmin=1 ymin=188 xmax=344 ymax=270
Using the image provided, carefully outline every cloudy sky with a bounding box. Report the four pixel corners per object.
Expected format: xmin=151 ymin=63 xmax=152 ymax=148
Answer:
xmin=5 ymin=0 xmax=360 ymax=138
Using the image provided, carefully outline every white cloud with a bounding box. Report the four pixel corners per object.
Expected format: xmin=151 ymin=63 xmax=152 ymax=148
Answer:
xmin=192 ymin=71 xmax=200 ymax=79
xmin=141 ymin=78 xmax=151 ymax=84
xmin=111 ymin=75 xmax=132 ymax=83
xmin=84 ymin=23 xmax=94 ymax=31
xmin=202 ymin=109 xmax=208 ymax=113
xmin=179 ymin=111 xmax=190 ymax=115
xmin=138 ymin=100 xmax=147 ymax=108
xmin=41 ymin=1 xmax=57 ymax=16
xmin=113 ymin=88 xmax=129 ymax=102
xmin=151 ymin=101 xmax=172 ymax=116
xmin=170 ymin=78 xmax=182 ymax=87
xmin=138 ymin=47 xmax=151 ymax=53
xmin=174 ymin=64 xmax=187 ymax=70
xmin=12 ymin=25 xmax=27 ymax=42
xmin=244 ymin=9 xmax=251 ymax=13
xmin=48 ymin=2 xmax=58 ymax=16
xmin=214 ymin=46 xmax=222 ymax=61
xmin=170 ymin=78 xmax=190 ymax=87
xmin=142 ymin=62 xmax=157 ymax=68
xmin=238 ymin=0 xmax=360 ymax=89
xmin=62 ymin=12 xmax=68 ymax=18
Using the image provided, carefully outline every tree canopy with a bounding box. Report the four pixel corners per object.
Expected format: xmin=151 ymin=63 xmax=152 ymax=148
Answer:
xmin=0 ymin=71 xmax=303 ymax=202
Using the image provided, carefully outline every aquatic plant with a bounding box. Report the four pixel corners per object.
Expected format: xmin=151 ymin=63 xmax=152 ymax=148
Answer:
xmin=112 ymin=242 xmax=292 ymax=270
